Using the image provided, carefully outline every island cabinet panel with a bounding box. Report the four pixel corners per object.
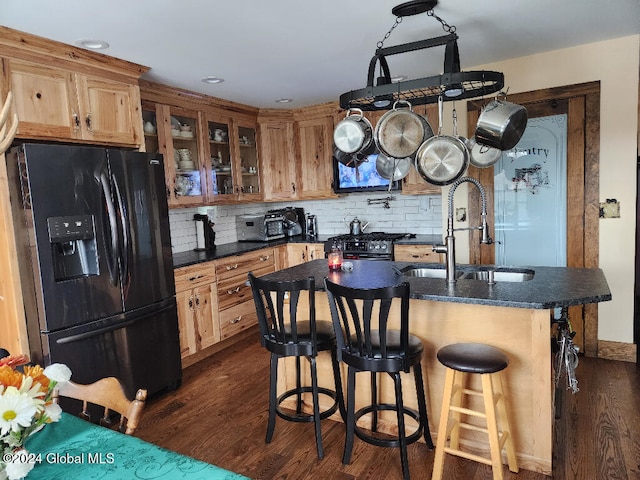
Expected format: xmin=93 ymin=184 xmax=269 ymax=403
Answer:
xmin=215 ymin=248 xmax=275 ymax=341
xmin=7 ymin=58 xmax=142 ymax=146
xmin=284 ymin=296 xmax=555 ymax=475
xmin=394 ymin=244 xmax=443 ymax=263
xmin=174 ymin=262 xmax=220 ymax=361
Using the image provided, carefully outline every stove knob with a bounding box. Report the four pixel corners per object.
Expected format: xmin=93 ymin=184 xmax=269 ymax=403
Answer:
xmin=374 ymin=244 xmax=380 ymax=250
xmin=381 ymin=244 xmax=387 ymax=250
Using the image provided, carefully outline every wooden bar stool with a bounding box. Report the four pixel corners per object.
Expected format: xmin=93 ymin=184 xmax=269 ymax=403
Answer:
xmin=432 ymin=343 xmax=518 ymax=480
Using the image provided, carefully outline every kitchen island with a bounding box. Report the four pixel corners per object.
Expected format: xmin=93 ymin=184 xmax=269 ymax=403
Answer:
xmin=258 ymin=259 xmax=611 ymax=476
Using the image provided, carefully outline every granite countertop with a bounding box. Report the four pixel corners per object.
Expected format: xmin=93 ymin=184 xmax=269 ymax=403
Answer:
xmin=259 ymin=259 xmax=612 ymax=310
xmin=172 ymin=235 xmax=334 ymax=268
xmin=172 ymin=234 xmax=444 ymax=269
xmin=394 ymin=234 xmax=443 ymax=245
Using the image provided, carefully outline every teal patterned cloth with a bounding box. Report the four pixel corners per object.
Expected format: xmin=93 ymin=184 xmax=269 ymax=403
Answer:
xmin=25 ymin=413 xmax=248 ymax=479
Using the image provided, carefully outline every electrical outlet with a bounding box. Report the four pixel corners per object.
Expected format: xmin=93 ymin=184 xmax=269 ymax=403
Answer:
xmin=599 ymin=199 xmax=620 ymax=218
xmin=455 ymin=207 xmax=467 ymax=222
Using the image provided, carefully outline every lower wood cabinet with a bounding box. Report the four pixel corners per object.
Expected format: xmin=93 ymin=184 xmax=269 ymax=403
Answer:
xmin=394 ymin=244 xmax=443 ymax=263
xmin=286 ymin=243 xmax=325 ymax=267
xmin=174 ymin=262 xmax=220 ymax=361
xmin=215 ymin=247 xmax=276 ymax=341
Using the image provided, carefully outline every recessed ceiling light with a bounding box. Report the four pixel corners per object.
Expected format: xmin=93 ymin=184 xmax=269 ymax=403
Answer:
xmin=201 ymin=76 xmax=224 ymax=84
xmin=275 ymin=98 xmax=293 ymax=104
xmin=391 ymin=74 xmax=408 ymax=83
xmin=75 ymin=39 xmax=109 ymax=50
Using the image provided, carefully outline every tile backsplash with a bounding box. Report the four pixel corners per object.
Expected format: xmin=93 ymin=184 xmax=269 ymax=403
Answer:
xmin=168 ymin=192 xmax=443 ymax=254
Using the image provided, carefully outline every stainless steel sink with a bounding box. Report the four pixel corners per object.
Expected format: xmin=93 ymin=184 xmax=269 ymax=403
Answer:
xmin=461 ymin=269 xmax=535 ymax=282
xmin=398 ymin=266 xmax=464 ymax=279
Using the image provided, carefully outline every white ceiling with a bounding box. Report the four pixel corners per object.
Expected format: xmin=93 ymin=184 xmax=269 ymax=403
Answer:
xmin=3 ymin=0 xmax=639 ymax=109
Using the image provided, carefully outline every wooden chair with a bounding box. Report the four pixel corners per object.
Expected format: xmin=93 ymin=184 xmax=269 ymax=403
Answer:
xmin=53 ymin=377 xmax=147 ymax=435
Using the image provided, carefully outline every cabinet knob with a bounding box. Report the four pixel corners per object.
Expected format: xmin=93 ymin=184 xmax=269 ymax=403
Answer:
xmin=259 ymin=255 xmax=270 ymax=262
xmin=72 ymin=112 xmax=80 ymax=131
xmin=189 ymin=274 xmax=203 ymax=281
xmin=194 ymin=294 xmax=201 ymax=307
xmin=188 ymin=295 xmax=194 ymax=311
xmin=227 ymin=286 xmax=241 ymax=295
xmin=231 ymin=315 xmax=242 ymax=324
xmin=225 ymin=264 xmax=239 ymax=270
xmin=85 ymin=113 xmax=93 ymax=133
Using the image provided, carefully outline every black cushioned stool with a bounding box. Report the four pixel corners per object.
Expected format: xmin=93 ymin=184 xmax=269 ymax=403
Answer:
xmin=325 ymin=279 xmax=434 ymax=480
xmin=248 ymin=272 xmax=345 ymax=459
xmin=432 ymin=343 xmax=518 ymax=480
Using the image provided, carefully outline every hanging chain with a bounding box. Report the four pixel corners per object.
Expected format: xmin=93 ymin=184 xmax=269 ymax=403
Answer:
xmin=427 ymin=10 xmax=456 ymax=33
xmin=377 ymin=16 xmax=403 ymax=49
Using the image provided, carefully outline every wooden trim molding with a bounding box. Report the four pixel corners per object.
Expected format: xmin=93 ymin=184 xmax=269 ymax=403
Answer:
xmin=597 ymin=340 xmax=637 ymax=362
xmin=0 ymin=26 xmax=148 ymax=80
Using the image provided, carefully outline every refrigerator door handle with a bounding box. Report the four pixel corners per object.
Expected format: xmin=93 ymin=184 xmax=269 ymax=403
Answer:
xmin=55 ymin=300 xmax=176 ymax=345
xmin=98 ymin=171 xmax=120 ymax=286
xmin=112 ymin=174 xmax=130 ymax=287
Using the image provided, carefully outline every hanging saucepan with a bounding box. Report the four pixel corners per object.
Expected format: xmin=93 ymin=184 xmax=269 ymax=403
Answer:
xmin=334 ymin=144 xmax=365 ymax=168
xmin=333 ymin=108 xmax=374 ymax=154
xmin=376 ymin=153 xmax=411 ymax=181
xmin=474 ymin=94 xmax=528 ymax=151
xmin=415 ymin=96 xmax=469 ymax=186
xmin=467 ymin=136 xmax=502 ymax=168
xmin=374 ymin=100 xmax=434 ymax=160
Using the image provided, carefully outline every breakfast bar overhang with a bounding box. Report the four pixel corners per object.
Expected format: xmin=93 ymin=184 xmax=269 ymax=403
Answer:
xmin=258 ymin=259 xmax=612 ymax=476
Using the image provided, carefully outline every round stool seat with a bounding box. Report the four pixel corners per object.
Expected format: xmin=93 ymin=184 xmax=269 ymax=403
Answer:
xmin=437 ymin=343 xmax=508 ymax=374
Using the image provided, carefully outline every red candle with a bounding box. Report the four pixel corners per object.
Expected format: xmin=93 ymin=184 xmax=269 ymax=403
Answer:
xmin=328 ymin=248 xmax=343 ymax=271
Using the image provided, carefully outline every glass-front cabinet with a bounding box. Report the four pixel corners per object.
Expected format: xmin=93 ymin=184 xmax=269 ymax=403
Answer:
xmin=168 ymin=107 xmax=205 ymax=206
xmin=236 ymin=121 xmax=260 ymax=199
xmin=206 ymin=115 xmax=260 ymax=201
xmin=207 ymin=116 xmax=234 ymax=198
xmin=143 ymin=102 xmax=206 ymax=207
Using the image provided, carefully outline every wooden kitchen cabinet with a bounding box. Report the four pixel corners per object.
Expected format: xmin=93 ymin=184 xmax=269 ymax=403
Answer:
xmin=295 ymin=114 xmax=337 ymax=199
xmin=174 ymin=262 xmax=220 ymax=362
xmin=206 ymin=115 xmax=261 ymax=203
xmin=394 ymin=244 xmax=443 ymax=263
xmin=215 ymin=248 xmax=275 ymax=340
xmin=7 ymin=58 xmax=142 ymax=146
xmin=258 ymin=117 xmax=298 ymax=201
xmin=286 ymin=243 xmax=325 ymax=267
xmin=142 ymin=102 xmax=207 ymax=207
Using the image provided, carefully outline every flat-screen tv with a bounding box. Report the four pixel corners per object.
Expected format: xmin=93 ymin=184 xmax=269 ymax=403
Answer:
xmin=333 ymin=153 xmax=401 ymax=193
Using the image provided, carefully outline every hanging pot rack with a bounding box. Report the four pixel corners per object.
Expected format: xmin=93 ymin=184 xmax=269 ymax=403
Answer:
xmin=339 ymin=0 xmax=504 ymax=111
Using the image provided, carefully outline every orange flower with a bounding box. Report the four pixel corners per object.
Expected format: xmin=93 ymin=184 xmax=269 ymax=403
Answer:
xmin=22 ymin=365 xmax=50 ymax=393
xmin=0 ymin=365 xmax=24 ymax=389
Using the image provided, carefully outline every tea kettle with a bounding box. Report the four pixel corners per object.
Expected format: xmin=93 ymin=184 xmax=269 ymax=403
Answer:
xmin=349 ymin=217 xmax=369 ymax=236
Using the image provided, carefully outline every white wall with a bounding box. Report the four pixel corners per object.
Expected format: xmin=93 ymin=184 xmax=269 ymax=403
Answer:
xmin=449 ymin=35 xmax=639 ymax=344
xmin=169 ymin=192 xmax=443 ymax=252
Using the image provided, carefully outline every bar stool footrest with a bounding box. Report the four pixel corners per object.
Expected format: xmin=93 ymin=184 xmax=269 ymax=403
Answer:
xmin=354 ymin=403 xmax=423 ymax=448
xmin=276 ymin=386 xmax=339 ymax=423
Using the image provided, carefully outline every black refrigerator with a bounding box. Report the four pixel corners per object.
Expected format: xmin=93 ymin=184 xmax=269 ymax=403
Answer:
xmin=7 ymin=143 xmax=182 ymax=399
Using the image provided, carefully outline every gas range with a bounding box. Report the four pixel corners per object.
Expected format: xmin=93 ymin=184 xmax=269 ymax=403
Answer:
xmin=325 ymin=233 xmax=414 ymax=260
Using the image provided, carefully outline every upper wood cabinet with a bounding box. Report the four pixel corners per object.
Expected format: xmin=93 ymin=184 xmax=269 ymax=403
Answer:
xmin=7 ymin=59 xmax=142 ymax=146
xmin=258 ymin=105 xmax=337 ymax=202
xmin=140 ymin=80 xmax=262 ymax=208
xmin=295 ymin=114 xmax=336 ymax=199
xmin=258 ymin=117 xmax=298 ymax=201
xmin=0 ymin=27 xmax=147 ymax=147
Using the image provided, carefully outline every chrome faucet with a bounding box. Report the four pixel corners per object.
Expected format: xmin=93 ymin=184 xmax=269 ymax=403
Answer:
xmin=433 ymin=176 xmax=493 ymax=284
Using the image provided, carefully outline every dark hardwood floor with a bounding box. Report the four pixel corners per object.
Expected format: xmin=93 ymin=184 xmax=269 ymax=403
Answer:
xmin=136 ymin=336 xmax=640 ymax=479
